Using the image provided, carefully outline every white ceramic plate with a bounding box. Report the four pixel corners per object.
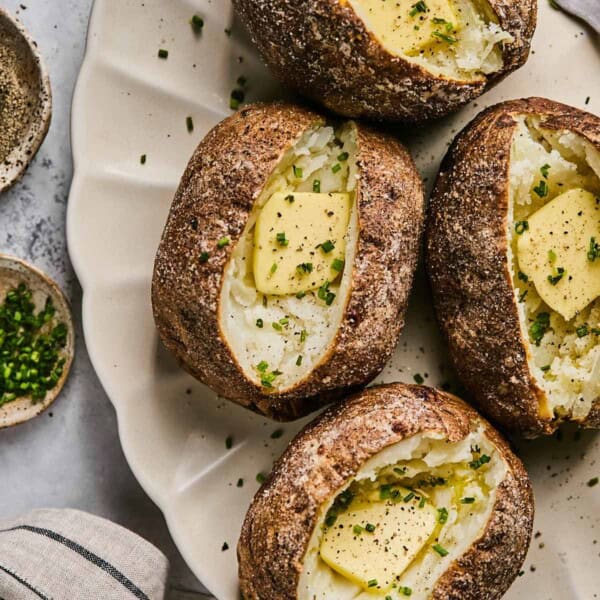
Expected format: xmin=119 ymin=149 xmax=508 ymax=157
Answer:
xmin=68 ymin=2 xmax=600 ymax=598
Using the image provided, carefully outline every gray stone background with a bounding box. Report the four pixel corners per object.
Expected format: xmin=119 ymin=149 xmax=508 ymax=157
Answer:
xmin=0 ymin=1 xmax=209 ymax=597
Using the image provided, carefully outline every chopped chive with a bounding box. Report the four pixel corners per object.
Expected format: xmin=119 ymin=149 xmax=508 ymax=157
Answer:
xmin=367 ymin=579 xmax=378 ymax=588
xmin=331 ymin=163 xmax=342 ymax=174
xmin=270 ymin=429 xmax=284 ymax=439
xmin=158 ymin=48 xmax=168 ymax=59
xmin=432 ymin=31 xmax=457 ymax=43
xmin=547 ymin=267 xmax=565 ymax=286
xmin=533 ymin=180 xmax=549 ymax=198
xmin=409 ymin=1 xmax=428 ymax=16
xmin=365 ymin=523 xmax=376 ymax=533
xmin=541 ymin=364 xmax=551 ymax=372
xmin=515 ymin=221 xmax=529 ymax=235
xmin=332 ymin=258 xmax=345 ymax=272
xmin=461 ymin=497 xmax=475 ymax=504
xmin=236 ymin=478 xmax=244 ymax=487
xmin=295 ymin=291 xmax=306 ymax=299
xmin=296 ymin=355 xmax=303 ymax=366
xmin=272 ymin=322 xmax=282 ymax=331
xmin=256 ymin=472 xmax=266 ymax=484
xmin=199 ymin=251 xmax=210 ymax=263
xmin=403 ymin=491 xmax=415 ymax=502
xmin=529 ymin=312 xmax=550 ymax=346
xmin=186 ymin=116 xmax=194 ymax=132
xmin=540 ymin=163 xmax=551 ymax=178
xmin=217 ymin=237 xmax=230 ymax=248
xmin=270 ymin=263 xmax=278 ymax=275
xmin=588 ymin=477 xmax=599 ymax=487
xmin=469 ymin=454 xmax=491 ymax=469
xmin=588 ymin=237 xmax=599 ymax=262
xmin=400 ymin=588 xmax=412 ymax=597
xmin=225 ymin=436 xmax=233 ymax=449
xmin=432 ymin=544 xmax=449 ymax=557
xmin=313 ymin=179 xmax=321 ymax=193
xmin=293 ymin=165 xmax=303 ymax=179
xmin=319 ymin=240 xmax=335 ymax=254
xmin=140 ymin=154 xmax=147 ymax=165
xmin=256 ymin=361 xmax=269 ymax=373
xmin=276 ymin=232 xmax=288 ymax=246
xmin=518 ymin=271 xmax=529 ymax=283
xmin=337 ymin=151 xmax=349 ymax=161
xmin=300 ymin=329 xmax=308 ymax=343
xmin=285 ymin=194 xmax=295 ymax=203
xmin=190 ymin=14 xmax=204 ymax=32
xmin=296 ymin=262 xmax=313 ymax=274
xmin=437 ymin=507 xmax=448 ymax=524
xmin=256 ymin=318 xmax=264 ymax=328
xmin=576 ymin=324 xmax=589 ymax=338
xmin=353 ymin=524 xmax=363 ymax=535
xmin=413 ymin=373 xmax=424 ymax=384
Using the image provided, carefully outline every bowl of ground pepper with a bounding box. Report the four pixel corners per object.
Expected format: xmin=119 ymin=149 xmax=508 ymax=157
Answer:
xmin=0 ymin=7 xmax=52 ymax=193
xmin=0 ymin=255 xmax=73 ymax=428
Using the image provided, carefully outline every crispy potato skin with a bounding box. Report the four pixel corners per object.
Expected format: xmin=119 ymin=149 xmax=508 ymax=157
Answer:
xmin=232 ymin=0 xmax=536 ymax=123
xmin=152 ymin=103 xmax=424 ymax=420
xmin=426 ymin=97 xmax=600 ymax=438
xmin=238 ymin=383 xmax=534 ymax=600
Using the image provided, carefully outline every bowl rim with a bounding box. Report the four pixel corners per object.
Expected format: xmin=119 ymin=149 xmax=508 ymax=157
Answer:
xmin=0 ymin=6 xmax=53 ymax=193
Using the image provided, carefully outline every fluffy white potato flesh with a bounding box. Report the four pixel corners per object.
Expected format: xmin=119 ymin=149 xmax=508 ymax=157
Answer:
xmin=509 ymin=117 xmax=600 ymax=420
xmin=298 ymin=429 xmax=506 ymax=599
xmin=219 ymin=124 xmax=358 ymax=391
xmin=347 ymin=0 xmax=513 ymax=81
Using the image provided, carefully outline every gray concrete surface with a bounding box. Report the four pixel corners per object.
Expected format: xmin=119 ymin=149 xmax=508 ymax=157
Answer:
xmin=0 ymin=1 xmax=210 ymax=597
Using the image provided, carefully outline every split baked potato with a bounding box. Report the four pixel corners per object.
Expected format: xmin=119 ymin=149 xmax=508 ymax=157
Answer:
xmin=152 ymin=103 xmax=424 ymax=420
xmin=427 ymin=97 xmax=600 ymax=437
xmin=232 ymin=0 xmax=536 ymax=123
xmin=238 ymin=383 xmax=533 ymax=600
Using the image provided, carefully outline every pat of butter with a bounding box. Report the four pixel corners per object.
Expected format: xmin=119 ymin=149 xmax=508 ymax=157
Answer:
xmin=320 ymin=490 xmax=437 ymax=592
xmin=517 ymin=188 xmax=600 ymax=321
xmin=253 ymin=192 xmax=350 ymax=296
xmin=348 ymin=0 xmax=459 ymax=56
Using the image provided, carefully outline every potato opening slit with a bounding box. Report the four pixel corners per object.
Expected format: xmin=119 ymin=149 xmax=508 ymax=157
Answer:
xmin=219 ymin=122 xmax=359 ymax=392
xmin=298 ymin=429 xmax=506 ymax=599
xmin=509 ymin=116 xmax=600 ymax=421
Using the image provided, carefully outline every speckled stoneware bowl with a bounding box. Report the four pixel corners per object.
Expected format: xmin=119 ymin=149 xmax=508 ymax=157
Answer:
xmin=0 ymin=7 xmax=52 ymax=193
xmin=0 ymin=255 xmax=73 ymax=428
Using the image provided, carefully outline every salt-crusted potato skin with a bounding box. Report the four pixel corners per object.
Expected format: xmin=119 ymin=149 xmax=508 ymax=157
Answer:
xmin=238 ymin=383 xmax=534 ymax=600
xmin=152 ymin=103 xmax=424 ymax=420
xmin=426 ymin=97 xmax=600 ymax=438
xmin=232 ymin=0 xmax=536 ymax=123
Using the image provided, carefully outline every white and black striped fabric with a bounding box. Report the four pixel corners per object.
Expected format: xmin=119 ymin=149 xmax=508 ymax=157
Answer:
xmin=0 ymin=509 xmax=169 ymax=599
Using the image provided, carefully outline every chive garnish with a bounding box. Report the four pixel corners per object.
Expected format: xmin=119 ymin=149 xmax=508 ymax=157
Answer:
xmin=365 ymin=523 xmax=376 ymax=533
xmin=367 ymin=579 xmax=378 ymax=588
xmin=190 ymin=14 xmax=204 ymax=32
xmin=270 ymin=429 xmax=284 ymax=439
xmin=237 ymin=478 xmax=244 ymax=487
xmin=319 ymin=240 xmax=335 ymax=254
xmin=437 ymin=507 xmax=448 ymax=524
xmin=461 ymin=497 xmax=475 ymax=504
xmin=186 ymin=116 xmax=194 ymax=133
xmin=432 ymin=544 xmax=449 ymax=557
xmin=469 ymin=454 xmax=491 ymax=469
xmin=199 ymin=251 xmax=209 ymax=263
xmin=293 ymin=165 xmax=303 ymax=178
xmin=409 ymin=1 xmax=428 ymax=16
xmin=140 ymin=154 xmax=147 ymax=165
xmin=413 ymin=373 xmax=424 ymax=384
xmin=331 ymin=163 xmax=342 ymax=174
xmin=256 ymin=318 xmax=264 ymax=328
xmin=225 ymin=436 xmax=233 ymax=449
xmin=276 ymin=232 xmax=288 ymax=246
xmin=337 ymin=151 xmax=349 ymax=161
xmin=533 ymin=180 xmax=549 ymax=198
xmin=296 ymin=355 xmax=303 ymax=366
xmin=256 ymin=472 xmax=266 ymax=484
xmin=529 ymin=312 xmax=550 ymax=346
xmin=515 ymin=221 xmax=529 ymax=235
xmin=217 ymin=237 xmax=230 ymax=248
xmin=332 ymin=258 xmax=345 ymax=272
xmin=576 ymin=324 xmax=589 ymax=338
xmin=158 ymin=48 xmax=168 ymax=59
xmin=313 ymin=179 xmax=321 ymax=193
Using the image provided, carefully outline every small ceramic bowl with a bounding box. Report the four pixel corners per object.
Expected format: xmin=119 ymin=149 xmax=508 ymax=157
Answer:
xmin=0 ymin=8 xmax=52 ymax=192
xmin=0 ymin=255 xmax=74 ymax=428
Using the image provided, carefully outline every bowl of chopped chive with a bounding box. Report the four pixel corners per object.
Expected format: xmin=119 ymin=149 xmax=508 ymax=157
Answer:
xmin=0 ymin=7 xmax=52 ymax=193
xmin=0 ymin=255 xmax=73 ymax=428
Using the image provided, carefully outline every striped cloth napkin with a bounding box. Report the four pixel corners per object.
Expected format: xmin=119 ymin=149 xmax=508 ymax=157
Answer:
xmin=0 ymin=509 xmax=169 ymax=599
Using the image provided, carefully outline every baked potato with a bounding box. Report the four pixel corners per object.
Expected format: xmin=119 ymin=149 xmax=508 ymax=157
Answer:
xmin=232 ymin=0 xmax=536 ymax=123
xmin=152 ymin=102 xmax=424 ymax=420
xmin=238 ymin=383 xmax=533 ymax=600
xmin=427 ymin=97 xmax=600 ymax=437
